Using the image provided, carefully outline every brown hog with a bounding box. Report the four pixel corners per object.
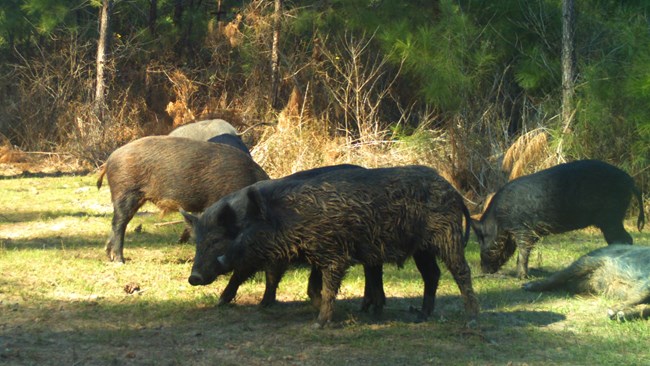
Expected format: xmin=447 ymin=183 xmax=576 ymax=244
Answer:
xmin=97 ymin=136 xmax=269 ymax=263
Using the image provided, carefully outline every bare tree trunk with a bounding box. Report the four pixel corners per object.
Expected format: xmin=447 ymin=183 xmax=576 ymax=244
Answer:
xmin=173 ymin=0 xmax=183 ymax=25
xmin=557 ymin=0 xmax=576 ymax=159
xmin=95 ymin=0 xmax=113 ymax=120
xmin=271 ymin=0 xmax=282 ymax=109
xmin=149 ymin=0 xmax=157 ymax=36
xmin=561 ymin=0 xmax=576 ymax=134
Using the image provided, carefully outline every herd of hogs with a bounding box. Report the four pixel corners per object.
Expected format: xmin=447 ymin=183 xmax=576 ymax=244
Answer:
xmin=96 ymin=119 xmax=648 ymax=328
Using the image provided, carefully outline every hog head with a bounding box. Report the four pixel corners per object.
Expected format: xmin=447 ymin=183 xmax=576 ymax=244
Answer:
xmin=471 ymin=217 xmax=515 ymax=274
xmin=182 ymin=204 xmax=240 ymax=286
xmin=183 ymin=186 xmax=275 ymax=287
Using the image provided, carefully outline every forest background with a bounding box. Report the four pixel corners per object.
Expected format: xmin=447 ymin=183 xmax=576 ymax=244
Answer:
xmin=0 ymin=0 xmax=648 ymax=212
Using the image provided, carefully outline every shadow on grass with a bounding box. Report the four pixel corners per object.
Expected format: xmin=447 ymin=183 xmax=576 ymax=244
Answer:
xmin=0 ymin=170 xmax=92 ymax=180
xmin=0 ymin=210 xmax=110 ymax=223
xmin=0 ymin=228 xmax=185 ymax=253
xmin=0 ymin=292 xmax=586 ymax=366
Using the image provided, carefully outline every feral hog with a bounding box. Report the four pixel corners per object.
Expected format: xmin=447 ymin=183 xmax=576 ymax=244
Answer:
xmin=207 ymin=134 xmax=250 ymax=156
xmin=472 ymin=160 xmax=645 ymax=278
xmin=96 ymin=136 xmax=269 ymax=263
xmin=523 ymin=245 xmax=650 ymax=322
xmin=183 ymin=165 xmax=479 ymax=328
xmin=183 ymin=164 xmax=387 ymax=313
xmin=169 ymin=119 xmax=238 ymax=140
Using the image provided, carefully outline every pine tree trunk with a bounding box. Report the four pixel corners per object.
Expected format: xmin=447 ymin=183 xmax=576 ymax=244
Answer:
xmin=561 ymin=0 xmax=576 ymax=134
xmin=271 ymin=0 xmax=282 ymax=109
xmin=95 ymin=0 xmax=113 ymax=120
xmin=149 ymin=0 xmax=157 ymax=36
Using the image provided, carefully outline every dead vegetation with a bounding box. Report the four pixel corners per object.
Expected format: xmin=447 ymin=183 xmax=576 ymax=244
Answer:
xmin=502 ymin=128 xmax=561 ymax=181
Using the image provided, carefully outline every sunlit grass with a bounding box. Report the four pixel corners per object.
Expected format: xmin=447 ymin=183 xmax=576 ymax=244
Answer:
xmin=0 ymin=174 xmax=648 ymax=365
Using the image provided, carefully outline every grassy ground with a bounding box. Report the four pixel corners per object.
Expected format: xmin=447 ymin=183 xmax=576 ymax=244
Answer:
xmin=0 ymin=174 xmax=648 ymax=365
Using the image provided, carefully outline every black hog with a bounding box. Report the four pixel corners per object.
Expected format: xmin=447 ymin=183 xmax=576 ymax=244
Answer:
xmin=523 ymin=245 xmax=650 ymax=321
xmin=207 ymin=134 xmax=250 ymax=156
xmin=183 ymin=165 xmax=479 ymax=327
xmin=169 ymin=119 xmax=238 ymax=140
xmin=96 ymin=136 xmax=269 ymax=263
xmin=182 ymin=164 xmax=387 ymax=312
xmin=472 ymin=160 xmax=645 ymax=278
xmin=270 ymin=165 xmax=382 ymax=311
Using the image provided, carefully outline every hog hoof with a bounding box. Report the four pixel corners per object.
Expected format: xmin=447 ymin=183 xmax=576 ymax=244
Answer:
xmin=408 ymin=305 xmax=429 ymax=323
xmin=178 ymin=228 xmax=191 ymax=244
xmin=107 ymin=252 xmax=125 ymax=264
xmin=465 ymin=318 xmax=479 ymax=329
xmin=360 ymin=299 xmax=371 ymax=313
xmin=218 ymin=297 xmax=234 ymax=306
xmin=372 ymin=306 xmax=384 ymax=318
xmin=521 ymin=282 xmax=538 ymax=291
xmin=259 ymin=298 xmax=277 ymax=308
xmin=310 ymin=297 xmax=322 ymax=309
xmin=607 ymin=308 xmax=626 ymax=322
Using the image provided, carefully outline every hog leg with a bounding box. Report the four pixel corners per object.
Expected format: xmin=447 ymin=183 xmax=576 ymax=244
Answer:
xmin=315 ymin=264 xmax=347 ymax=328
xmin=607 ymin=283 xmax=650 ymax=321
xmin=360 ymin=264 xmax=386 ymax=316
xmin=219 ymin=267 xmax=258 ymax=305
xmin=600 ymin=223 xmax=633 ymax=245
xmin=514 ymin=231 xmax=539 ymax=278
xmin=608 ymin=305 xmax=650 ymax=322
xmin=307 ymin=266 xmax=323 ymax=308
xmin=260 ymin=263 xmax=289 ymax=307
xmin=439 ymin=249 xmax=480 ymax=323
xmin=106 ymin=192 xmax=145 ymax=263
xmin=178 ymin=227 xmax=191 ymax=243
xmin=412 ymin=251 xmax=440 ymax=322
xmin=522 ymin=256 xmax=599 ymax=292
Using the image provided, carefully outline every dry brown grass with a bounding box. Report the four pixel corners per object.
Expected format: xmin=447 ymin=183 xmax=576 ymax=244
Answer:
xmin=502 ymin=128 xmax=561 ymax=181
xmin=252 ymin=108 xmax=458 ymax=184
xmin=0 ymin=136 xmax=91 ymax=176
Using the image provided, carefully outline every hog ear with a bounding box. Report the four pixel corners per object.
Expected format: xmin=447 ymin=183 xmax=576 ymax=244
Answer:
xmin=245 ymin=186 xmax=269 ymax=220
xmin=180 ymin=210 xmax=199 ymax=228
xmin=216 ymin=204 xmax=240 ymax=238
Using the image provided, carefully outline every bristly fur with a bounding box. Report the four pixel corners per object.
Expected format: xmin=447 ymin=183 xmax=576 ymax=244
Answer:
xmin=523 ymin=245 xmax=650 ymax=321
xmin=99 ymin=136 xmax=269 ymax=263
xmin=193 ymin=165 xmax=479 ymax=327
xmin=474 ymin=160 xmax=645 ymax=278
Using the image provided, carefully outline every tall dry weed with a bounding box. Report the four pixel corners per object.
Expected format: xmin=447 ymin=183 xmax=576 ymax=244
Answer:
xmin=253 ymin=100 xmax=464 ymax=188
xmin=502 ymin=128 xmax=561 ymax=180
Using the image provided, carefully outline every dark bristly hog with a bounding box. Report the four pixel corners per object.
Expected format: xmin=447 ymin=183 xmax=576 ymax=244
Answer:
xmin=472 ymin=160 xmax=645 ymax=278
xmin=523 ymin=244 xmax=650 ymax=322
xmin=96 ymin=136 xmax=269 ymax=263
xmin=182 ymin=165 xmax=479 ymax=328
xmin=169 ymin=119 xmax=238 ymax=140
xmin=183 ymin=164 xmax=388 ymax=313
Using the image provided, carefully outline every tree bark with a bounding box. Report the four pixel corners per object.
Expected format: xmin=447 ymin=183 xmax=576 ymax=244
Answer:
xmin=95 ymin=0 xmax=113 ymax=120
xmin=561 ymin=0 xmax=576 ymax=134
xmin=149 ymin=0 xmax=157 ymax=37
xmin=271 ymin=0 xmax=282 ymax=109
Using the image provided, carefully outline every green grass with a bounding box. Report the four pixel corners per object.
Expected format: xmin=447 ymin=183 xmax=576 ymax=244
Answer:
xmin=0 ymin=174 xmax=649 ymax=365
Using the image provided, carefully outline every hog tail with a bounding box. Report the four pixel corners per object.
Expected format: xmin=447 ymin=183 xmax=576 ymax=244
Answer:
xmin=461 ymin=203 xmax=471 ymax=247
xmin=96 ymin=164 xmax=107 ymax=190
xmin=634 ymin=186 xmax=645 ymax=232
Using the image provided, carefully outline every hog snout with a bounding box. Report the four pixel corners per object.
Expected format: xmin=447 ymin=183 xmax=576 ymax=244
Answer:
xmin=188 ymin=272 xmax=205 ymax=286
xmin=481 ymin=262 xmax=498 ymax=274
